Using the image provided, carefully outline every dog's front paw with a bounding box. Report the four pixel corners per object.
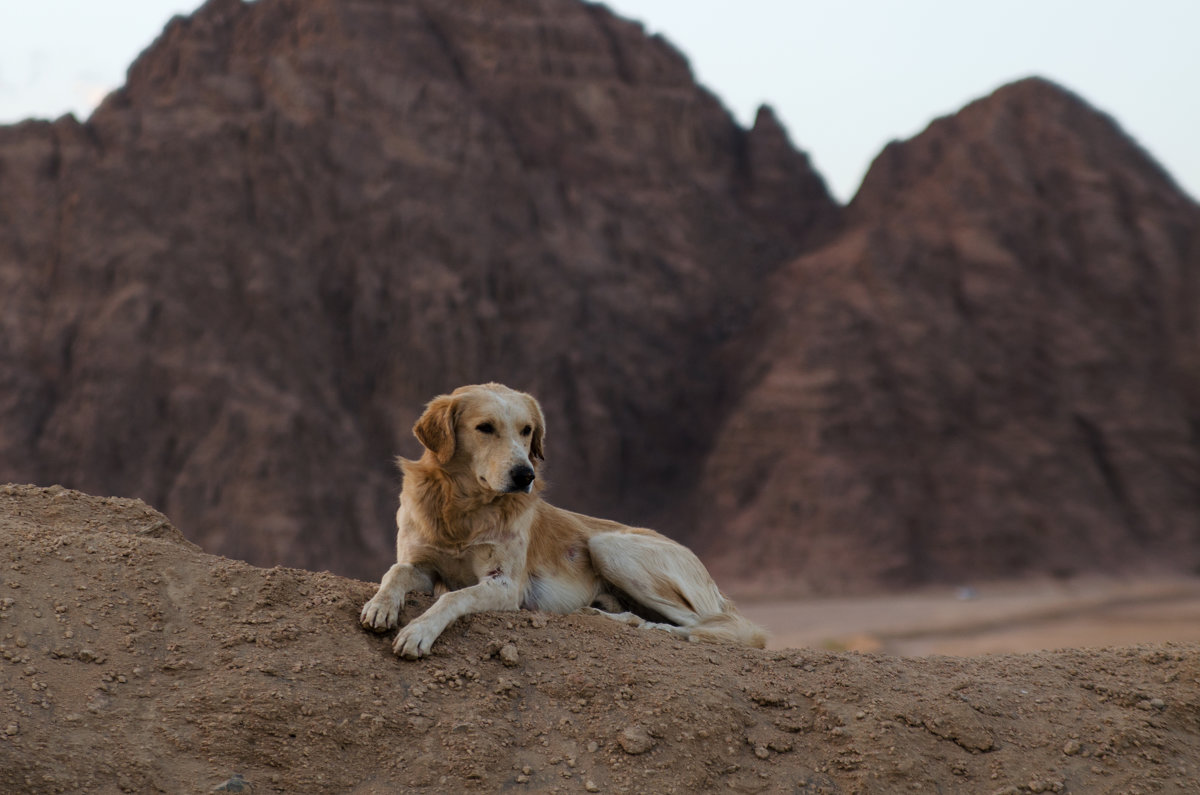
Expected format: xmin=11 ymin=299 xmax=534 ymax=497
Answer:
xmin=392 ymin=619 xmax=440 ymax=659
xmin=360 ymin=592 xmax=403 ymax=632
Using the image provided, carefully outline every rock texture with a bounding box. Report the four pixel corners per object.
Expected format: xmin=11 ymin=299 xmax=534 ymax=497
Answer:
xmin=0 ymin=0 xmax=835 ymax=578
xmin=2 ymin=0 xmax=1200 ymax=594
xmin=701 ymin=79 xmax=1200 ymax=592
xmin=3 ymin=484 xmax=1200 ymax=793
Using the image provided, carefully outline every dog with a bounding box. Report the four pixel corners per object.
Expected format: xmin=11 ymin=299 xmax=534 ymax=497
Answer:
xmin=360 ymin=383 xmax=767 ymax=658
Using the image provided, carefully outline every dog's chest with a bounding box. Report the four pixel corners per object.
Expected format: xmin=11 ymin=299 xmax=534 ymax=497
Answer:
xmin=417 ymin=543 xmax=500 ymax=590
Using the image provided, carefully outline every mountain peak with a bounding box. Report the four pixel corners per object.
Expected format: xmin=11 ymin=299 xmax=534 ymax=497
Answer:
xmin=851 ymin=75 xmax=1190 ymax=217
xmin=0 ymin=0 xmax=836 ymax=578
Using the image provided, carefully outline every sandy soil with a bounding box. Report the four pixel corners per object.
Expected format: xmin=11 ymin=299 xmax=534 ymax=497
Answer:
xmin=3 ymin=483 xmax=1199 ymax=793
xmin=740 ymin=577 xmax=1200 ymax=657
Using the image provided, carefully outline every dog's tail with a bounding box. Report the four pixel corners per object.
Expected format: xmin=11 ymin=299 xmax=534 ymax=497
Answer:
xmin=687 ymin=604 xmax=768 ymax=649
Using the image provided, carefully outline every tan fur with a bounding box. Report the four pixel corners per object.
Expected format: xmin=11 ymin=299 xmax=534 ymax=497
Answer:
xmin=360 ymin=383 xmax=767 ymax=658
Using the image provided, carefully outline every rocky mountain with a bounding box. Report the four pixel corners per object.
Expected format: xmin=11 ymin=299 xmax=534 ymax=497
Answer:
xmin=2 ymin=1 xmax=1199 ymax=593
xmin=700 ymin=78 xmax=1200 ymax=592
xmin=0 ymin=0 xmax=836 ymax=578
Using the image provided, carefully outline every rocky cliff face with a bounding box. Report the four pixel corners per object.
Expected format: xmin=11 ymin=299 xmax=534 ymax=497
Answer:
xmin=700 ymin=78 xmax=1200 ymax=591
xmin=3 ymin=2 xmax=1198 ymax=593
xmin=0 ymin=0 xmax=835 ymax=577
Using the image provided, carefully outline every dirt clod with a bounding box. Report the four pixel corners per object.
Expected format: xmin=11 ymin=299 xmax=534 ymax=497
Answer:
xmin=618 ymin=724 xmax=656 ymax=755
xmin=498 ymin=643 xmax=520 ymax=667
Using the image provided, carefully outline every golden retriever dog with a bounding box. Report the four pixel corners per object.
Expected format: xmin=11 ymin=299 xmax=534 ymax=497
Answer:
xmin=360 ymin=383 xmax=767 ymax=658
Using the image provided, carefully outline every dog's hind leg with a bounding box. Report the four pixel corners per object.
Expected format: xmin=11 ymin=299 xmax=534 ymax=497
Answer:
xmin=587 ymin=531 xmax=723 ymax=626
xmin=586 ymin=531 xmax=767 ymax=648
xmin=580 ymin=606 xmax=690 ymax=638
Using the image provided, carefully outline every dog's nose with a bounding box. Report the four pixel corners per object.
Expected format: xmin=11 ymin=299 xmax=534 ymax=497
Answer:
xmin=508 ymin=465 xmax=535 ymax=492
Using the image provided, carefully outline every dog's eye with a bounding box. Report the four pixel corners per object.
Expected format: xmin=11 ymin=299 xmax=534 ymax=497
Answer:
xmin=476 ymin=422 xmax=495 ymax=435
xmin=521 ymin=425 xmax=532 ymax=437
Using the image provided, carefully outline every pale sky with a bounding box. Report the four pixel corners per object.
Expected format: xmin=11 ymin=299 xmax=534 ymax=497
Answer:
xmin=1 ymin=1 xmax=1197 ymax=203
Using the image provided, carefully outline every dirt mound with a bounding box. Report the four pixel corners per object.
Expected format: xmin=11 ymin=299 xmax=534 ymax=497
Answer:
xmin=3 ymin=484 xmax=1199 ymax=793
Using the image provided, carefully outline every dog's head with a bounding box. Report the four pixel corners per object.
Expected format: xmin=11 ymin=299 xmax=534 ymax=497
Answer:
xmin=413 ymin=383 xmax=546 ymax=493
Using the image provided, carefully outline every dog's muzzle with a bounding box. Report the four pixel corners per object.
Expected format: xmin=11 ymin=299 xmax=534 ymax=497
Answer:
xmin=507 ymin=465 xmax=535 ymax=493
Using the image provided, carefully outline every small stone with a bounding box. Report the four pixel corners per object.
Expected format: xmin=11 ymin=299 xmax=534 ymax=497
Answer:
xmin=754 ymin=744 xmax=769 ymax=759
xmin=3 ymin=723 xmax=18 ymax=736
xmin=499 ymin=644 xmax=520 ymax=667
xmin=212 ymin=773 xmax=251 ymax=792
xmin=1062 ymin=739 xmax=1082 ymax=756
xmin=585 ymin=781 xmax=600 ymax=792
xmin=618 ymin=724 xmax=656 ymax=755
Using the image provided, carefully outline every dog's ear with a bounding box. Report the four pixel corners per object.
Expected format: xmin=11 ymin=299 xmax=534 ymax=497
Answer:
xmin=523 ymin=393 xmax=547 ymax=461
xmin=413 ymin=394 xmax=459 ymax=464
